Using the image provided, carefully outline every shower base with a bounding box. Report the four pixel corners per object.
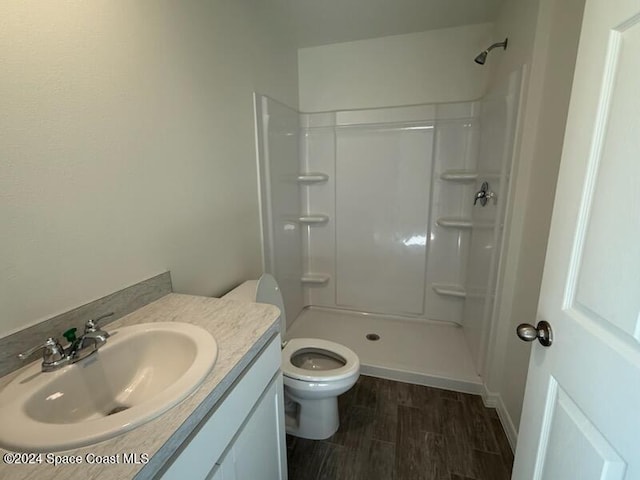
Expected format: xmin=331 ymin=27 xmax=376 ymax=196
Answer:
xmin=286 ymin=306 xmax=482 ymax=394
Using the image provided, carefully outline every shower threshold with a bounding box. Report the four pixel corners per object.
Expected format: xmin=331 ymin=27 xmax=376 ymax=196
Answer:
xmin=286 ymin=306 xmax=482 ymax=394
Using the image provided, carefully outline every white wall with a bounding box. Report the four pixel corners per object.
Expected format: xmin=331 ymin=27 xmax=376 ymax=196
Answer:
xmin=0 ymin=1 xmax=298 ymax=337
xmin=298 ymin=24 xmax=493 ymax=112
xmin=482 ymin=0 xmax=585 ymax=445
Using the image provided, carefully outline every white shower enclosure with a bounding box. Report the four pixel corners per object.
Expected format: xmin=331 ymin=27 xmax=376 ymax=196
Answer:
xmin=254 ymin=69 xmax=521 ymax=389
xmin=300 ymin=103 xmax=478 ymax=324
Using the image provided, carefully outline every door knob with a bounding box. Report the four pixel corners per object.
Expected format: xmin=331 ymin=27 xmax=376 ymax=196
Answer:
xmin=516 ymin=321 xmax=553 ymax=347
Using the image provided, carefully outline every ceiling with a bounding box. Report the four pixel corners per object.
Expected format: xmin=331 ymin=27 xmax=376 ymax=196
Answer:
xmin=275 ymin=0 xmax=506 ymax=48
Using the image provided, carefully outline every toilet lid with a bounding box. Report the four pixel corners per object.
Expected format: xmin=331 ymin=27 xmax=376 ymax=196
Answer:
xmin=282 ymin=338 xmax=360 ymax=382
xmin=257 ymin=274 xmax=287 ymax=334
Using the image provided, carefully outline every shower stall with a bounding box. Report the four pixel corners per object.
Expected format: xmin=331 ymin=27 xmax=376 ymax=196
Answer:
xmin=254 ymin=69 xmax=522 ymax=393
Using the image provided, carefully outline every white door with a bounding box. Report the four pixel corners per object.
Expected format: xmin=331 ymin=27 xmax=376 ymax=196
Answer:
xmin=512 ymin=0 xmax=640 ymax=479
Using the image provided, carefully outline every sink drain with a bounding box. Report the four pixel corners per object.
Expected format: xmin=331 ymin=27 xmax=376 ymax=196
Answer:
xmin=366 ymin=333 xmax=380 ymax=341
xmin=106 ymin=405 xmax=130 ymax=416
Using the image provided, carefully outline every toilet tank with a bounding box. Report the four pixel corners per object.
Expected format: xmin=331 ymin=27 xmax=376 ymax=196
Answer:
xmin=221 ymin=275 xmax=286 ymax=333
xmin=220 ymin=280 xmax=258 ymax=302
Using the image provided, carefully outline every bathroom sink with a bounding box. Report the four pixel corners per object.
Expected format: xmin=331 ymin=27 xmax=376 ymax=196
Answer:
xmin=0 ymin=322 xmax=218 ymax=452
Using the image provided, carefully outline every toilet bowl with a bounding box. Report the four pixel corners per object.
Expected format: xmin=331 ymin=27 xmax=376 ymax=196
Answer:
xmin=222 ymin=274 xmax=360 ymax=440
xmin=282 ymin=338 xmax=359 ymax=439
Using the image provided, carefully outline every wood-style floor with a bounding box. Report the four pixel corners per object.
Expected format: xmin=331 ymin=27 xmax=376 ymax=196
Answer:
xmin=286 ymin=375 xmax=513 ymax=480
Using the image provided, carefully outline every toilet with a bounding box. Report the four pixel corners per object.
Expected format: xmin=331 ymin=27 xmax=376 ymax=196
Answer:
xmin=222 ymin=274 xmax=360 ymax=440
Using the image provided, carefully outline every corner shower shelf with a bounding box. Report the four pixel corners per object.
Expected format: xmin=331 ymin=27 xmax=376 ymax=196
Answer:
xmin=436 ymin=217 xmax=473 ymax=229
xmin=440 ymin=170 xmax=478 ymax=182
xmin=301 ymin=274 xmax=330 ymax=285
xmin=299 ymin=215 xmax=329 ymax=225
xmin=432 ymin=284 xmax=467 ymax=299
xmin=297 ymin=173 xmax=329 ymax=184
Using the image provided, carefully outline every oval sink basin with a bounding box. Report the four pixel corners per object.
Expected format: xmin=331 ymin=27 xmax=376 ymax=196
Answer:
xmin=0 ymin=322 xmax=217 ymax=452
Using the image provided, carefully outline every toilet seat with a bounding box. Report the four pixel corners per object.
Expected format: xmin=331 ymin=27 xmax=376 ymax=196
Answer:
xmin=282 ymin=338 xmax=359 ymax=382
xmin=221 ymin=275 xmax=360 ymax=440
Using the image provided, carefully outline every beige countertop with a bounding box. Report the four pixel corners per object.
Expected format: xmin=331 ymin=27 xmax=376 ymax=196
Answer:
xmin=0 ymin=293 xmax=281 ymax=480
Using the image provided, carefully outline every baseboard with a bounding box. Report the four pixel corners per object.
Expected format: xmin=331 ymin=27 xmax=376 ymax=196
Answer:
xmin=361 ymin=364 xmax=483 ymax=395
xmin=482 ymin=386 xmax=518 ymax=452
xmin=481 ymin=385 xmax=500 ymax=407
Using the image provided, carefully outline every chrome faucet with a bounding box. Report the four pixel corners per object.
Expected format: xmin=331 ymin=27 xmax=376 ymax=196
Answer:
xmin=18 ymin=312 xmax=114 ymax=372
xmin=68 ymin=312 xmax=113 ymax=362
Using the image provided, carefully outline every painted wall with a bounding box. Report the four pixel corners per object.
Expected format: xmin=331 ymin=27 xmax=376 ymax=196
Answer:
xmin=0 ymin=1 xmax=298 ymax=338
xmin=298 ymin=24 xmax=493 ymax=112
xmin=483 ymin=0 xmax=586 ymax=446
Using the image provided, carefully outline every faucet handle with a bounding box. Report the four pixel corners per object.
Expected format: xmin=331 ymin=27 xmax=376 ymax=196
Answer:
xmin=85 ymin=312 xmax=114 ymax=333
xmin=18 ymin=338 xmax=66 ymax=364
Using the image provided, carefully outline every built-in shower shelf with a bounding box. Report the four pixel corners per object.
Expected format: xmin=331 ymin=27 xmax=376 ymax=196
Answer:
xmin=299 ymin=215 xmax=329 ymax=225
xmin=301 ymin=274 xmax=330 ymax=285
xmin=432 ymin=284 xmax=467 ymax=299
xmin=436 ymin=217 xmax=473 ymax=229
xmin=440 ymin=170 xmax=478 ymax=182
xmin=297 ymin=173 xmax=329 ymax=184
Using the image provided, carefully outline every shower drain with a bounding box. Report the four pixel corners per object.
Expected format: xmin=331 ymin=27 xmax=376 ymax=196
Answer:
xmin=366 ymin=333 xmax=380 ymax=341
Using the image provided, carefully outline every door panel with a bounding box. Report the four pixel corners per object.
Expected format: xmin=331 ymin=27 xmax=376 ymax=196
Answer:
xmin=513 ymin=1 xmax=640 ymax=478
xmin=573 ymin=15 xmax=640 ymax=341
xmin=539 ymin=381 xmax=626 ymax=480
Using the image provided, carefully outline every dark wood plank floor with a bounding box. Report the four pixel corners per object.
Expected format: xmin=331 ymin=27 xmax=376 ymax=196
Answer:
xmin=286 ymin=375 xmax=513 ymax=480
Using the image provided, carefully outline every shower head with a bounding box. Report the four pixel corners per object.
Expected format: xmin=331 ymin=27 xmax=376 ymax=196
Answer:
xmin=474 ymin=38 xmax=508 ymax=65
xmin=474 ymin=50 xmax=489 ymax=65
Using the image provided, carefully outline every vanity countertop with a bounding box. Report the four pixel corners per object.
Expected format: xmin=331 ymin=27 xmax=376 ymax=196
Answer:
xmin=0 ymin=293 xmax=280 ymax=480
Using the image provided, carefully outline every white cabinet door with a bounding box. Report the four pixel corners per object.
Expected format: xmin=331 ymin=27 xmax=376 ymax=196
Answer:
xmin=233 ymin=375 xmax=287 ymax=479
xmin=205 ymin=450 xmax=235 ymax=480
xmin=159 ymin=338 xmax=283 ymax=480
xmin=203 ymin=374 xmax=286 ymax=480
xmin=512 ymin=0 xmax=640 ymax=478
xmin=220 ymin=375 xmax=287 ymax=480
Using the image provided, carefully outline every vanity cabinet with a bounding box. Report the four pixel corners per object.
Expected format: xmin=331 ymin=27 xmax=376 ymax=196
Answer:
xmin=158 ymin=336 xmax=287 ymax=480
xmin=210 ymin=377 xmax=284 ymax=480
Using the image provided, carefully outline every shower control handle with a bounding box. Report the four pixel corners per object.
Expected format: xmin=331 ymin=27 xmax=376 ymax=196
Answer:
xmin=474 ymin=188 xmax=487 ymax=205
xmin=474 ymin=181 xmax=496 ymax=207
xmin=517 ymin=321 xmax=553 ymax=347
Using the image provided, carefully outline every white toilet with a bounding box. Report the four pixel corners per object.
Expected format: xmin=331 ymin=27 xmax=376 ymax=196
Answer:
xmin=222 ymin=274 xmax=360 ymax=440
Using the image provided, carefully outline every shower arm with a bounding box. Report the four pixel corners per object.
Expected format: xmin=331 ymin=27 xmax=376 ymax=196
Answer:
xmin=474 ymin=38 xmax=508 ymax=65
xmin=486 ymin=39 xmax=508 ymax=53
